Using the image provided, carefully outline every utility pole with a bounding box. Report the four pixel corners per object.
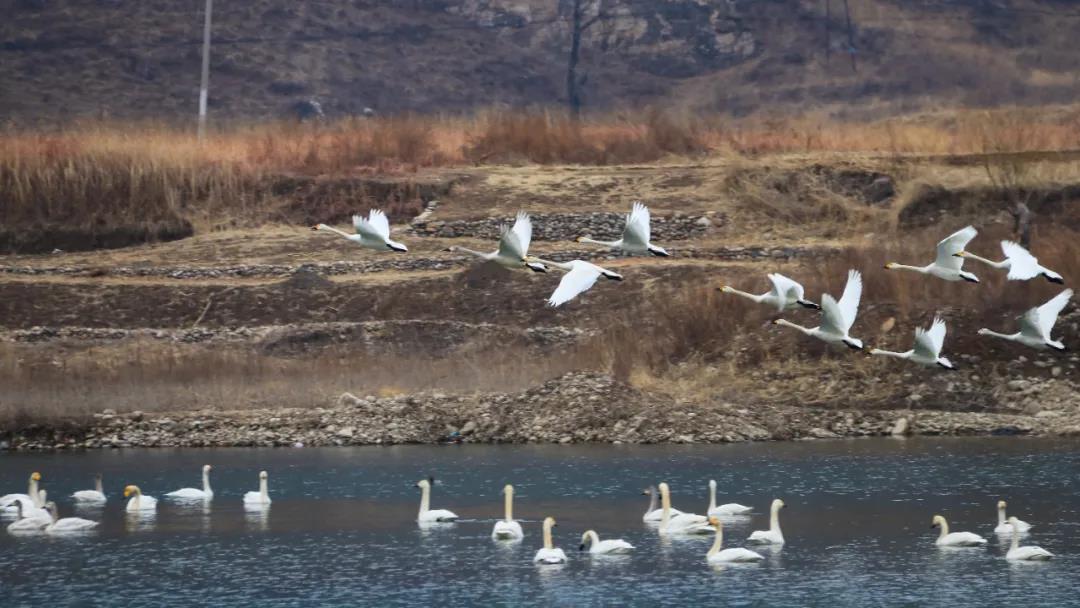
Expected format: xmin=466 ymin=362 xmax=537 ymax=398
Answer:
xmin=197 ymin=0 xmax=213 ymax=142
xmin=824 ymin=0 xmax=831 ymax=64
xmin=842 ymin=0 xmax=857 ymax=73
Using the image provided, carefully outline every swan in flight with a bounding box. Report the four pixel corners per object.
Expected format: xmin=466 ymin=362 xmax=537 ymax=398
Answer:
xmin=642 ymin=486 xmax=683 ymax=522
xmin=774 ymin=270 xmax=864 ymax=350
xmin=994 ymin=500 xmax=1032 ymax=535
xmin=166 ymin=465 xmax=214 ymax=500
xmin=579 ymin=530 xmax=635 ymax=554
xmin=416 ymin=477 xmax=457 ymax=523
xmin=870 ymin=317 xmax=955 ymax=369
xmin=1005 ymin=517 xmax=1053 ymax=561
xmin=311 ymin=209 xmax=408 ymax=252
xmin=492 ymin=484 xmax=524 ymax=541
xmin=43 ymin=502 xmax=98 ymax=534
xmin=707 ymin=480 xmax=754 ymax=516
xmin=1 ymin=471 xmax=42 ymax=512
xmin=243 ymin=471 xmax=272 ymax=506
xmin=534 ymin=517 xmax=567 ymax=564
xmin=956 ymin=241 xmax=1064 ymax=284
xmin=747 ymin=499 xmax=786 ymax=545
xmin=447 ymin=211 xmax=546 ymax=272
xmin=6 ymin=500 xmax=51 ymax=533
xmin=72 ymin=474 xmax=106 ymax=503
xmin=884 ymin=225 xmax=979 ymax=282
xmin=706 ymin=517 xmax=765 ymax=563
xmin=577 ymin=202 xmax=669 ymax=256
xmin=123 ymin=485 xmax=158 ymax=512
xmin=931 ymin=514 xmax=987 ymax=547
xmin=525 ymin=256 xmax=623 ymax=307
xmin=719 ymin=273 xmax=820 ymax=312
xmin=978 ymin=289 xmax=1072 ymax=351
xmin=657 ymin=483 xmax=713 ymax=535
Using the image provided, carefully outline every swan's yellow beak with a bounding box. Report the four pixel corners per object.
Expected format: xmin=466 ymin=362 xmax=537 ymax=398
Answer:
xmin=884 ymin=263 xmax=896 ymax=269
xmin=123 ymin=485 xmax=136 ymax=497
xmin=708 ymin=516 xmax=719 ymax=526
xmin=717 ymin=285 xmax=730 ymax=291
xmin=772 ymin=319 xmax=782 ymax=325
xmin=31 ymin=472 xmax=41 ymax=481
xmin=954 ymin=251 xmax=966 ymax=258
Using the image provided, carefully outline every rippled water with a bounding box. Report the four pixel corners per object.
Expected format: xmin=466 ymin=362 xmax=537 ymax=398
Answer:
xmin=1 ymin=438 xmax=1078 ymax=607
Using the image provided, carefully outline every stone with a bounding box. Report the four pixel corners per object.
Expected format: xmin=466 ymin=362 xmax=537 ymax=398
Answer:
xmin=891 ymin=417 xmax=910 ymax=437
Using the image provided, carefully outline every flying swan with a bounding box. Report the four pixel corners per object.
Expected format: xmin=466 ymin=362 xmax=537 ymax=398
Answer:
xmin=978 ymin=289 xmax=1072 ymax=351
xmin=719 ymin=273 xmax=820 ymax=311
xmin=72 ymin=473 xmax=107 ymax=503
xmin=577 ymin=201 xmax=669 ymax=256
xmin=1 ymin=471 xmax=42 ymax=513
xmin=311 ymin=209 xmax=408 ymax=252
xmin=579 ymin=530 xmax=635 ymax=554
xmin=774 ymin=270 xmax=864 ymax=350
xmin=525 ymin=256 xmax=623 ymax=307
xmin=43 ymin=501 xmax=98 ymax=534
xmin=642 ymin=486 xmax=683 ymax=522
xmin=166 ymin=464 xmax=214 ymax=500
xmin=1005 ymin=517 xmax=1053 ymax=561
xmin=870 ymin=317 xmax=955 ymax=369
xmin=707 ymin=480 xmax=754 ymax=516
xmin=416 ymin=477 xmax=457 ymax=523
xmin=123 ymin=485 xmax=158 ymax=512
xmin=243 ymin=471 xmax=272 ymax=506
xmin=884 ymin=225 xmax=979 ymax=282
xmin=994 ymin=500 xmax=1032 ymax=535
xmin=657 ymin=482 xmax=713 ymax=535
xmin=447 ymin=211 xmax=546 ymax=272
xmin=956 ymin=240 xmax=1064 ymax=284
xmin=931 ymin=514 xmax=987 ymax=547
xmin=747 ymin=499 xmax=786 ymax=545
xmin=492 ymin=484 xmax=524 ymax=541
xmin=534 ymin=516 xmax=567 ymax=564
xmin=707 ymin=517 xmax=765 ymax=563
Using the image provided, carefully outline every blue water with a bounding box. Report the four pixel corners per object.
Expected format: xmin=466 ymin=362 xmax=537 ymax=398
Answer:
xmin=1 ymin=438 xmax=1078 ymax=607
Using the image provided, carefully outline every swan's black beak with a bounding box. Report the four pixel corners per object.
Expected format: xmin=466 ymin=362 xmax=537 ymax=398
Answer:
xmin=578 ymin=544 xmax=586 ymax=551
xmin=1046 ymin=275 xmax=1065 ymax=284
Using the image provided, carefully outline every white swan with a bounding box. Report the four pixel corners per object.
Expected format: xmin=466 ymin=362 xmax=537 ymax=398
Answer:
xmin=747 ymin=499 xmax=786 ymax=545
xmin=707 ymin=517 xmax=765 ymax=563
xmin=72 ymin=473 xmax=107 ymax=503
xmin=719 ymin=273 xmax=820 ymax=312
xmin=884 ymin=225 xmax=979 ymax=282
xmin=534 ymin=516 xmax=567 ymax=564
xmin=1005 ymin=517 xmax=1053 ymax=561
xmin=243 ymin=471 xmax=272 ymax=506
xmin=123 ymin=485 xmax=158 ymax=512
xmin=1 ymin=471 xmax=42 ymax=512
xmin=5 ymin=499 xmax=51 ymax=533
xmin=43 ymin=501 xmax=98 ymax=534
xmin=166 ymin=464 xmax=214 ymax=500
xmin=658 ymin=482 xmax=713 ymax=535
xmin=956 ymin=240 xmax=1064 ymax=284
xmin=577 ymin=201 xmax=669 ymax=257
xmin=525 ymin=256 xmax=623 ymax=307
xmin=311 ymin=209 xmax=408 ymax=252
xmin=774 ymin=269 xmax=864 ymax=350
xmin=978 ymin=289 xmax=1072 ymax=351
xmin=579 ymin=530 xmax=635 ymax=554
xmin=870 ymin=317 xmax=955 ymax=369
xmin=707 ymin=480 xmax=754 ymax=516
xmin=491 ymin=484 xmax=524 ymax=540
xmin=994 ymin=500 xmax=1032 ymax=535
xmin=416 ymin=477 xmax=457 ymax=522
xmin=447 ymin=211 xmax=546 ymax=272
xmin=642 ymin=486 xmax=683 ymax=522
xmin=931 ymin=514 xmax=987 ymax=547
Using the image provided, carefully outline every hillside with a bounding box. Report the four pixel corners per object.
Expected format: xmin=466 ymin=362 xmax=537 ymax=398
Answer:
xmin=2 ymin=0 xmax=1080 ymax=124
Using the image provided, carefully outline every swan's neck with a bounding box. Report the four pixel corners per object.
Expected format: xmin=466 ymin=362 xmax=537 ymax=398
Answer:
xmin=259 ymin=478 xmax=268 ymax=501
xmin=870 ymin=348 xmax=909 ymax=360
xmin=707 ymin=523 xmax=724 ymax=557
xmin=419 ymin=484 xmax=431 ymax=515
xmin=504 ymin=489 xmax=513 ymax=522
xmin=452 ymin=246 xmax=491 ymax=259
xmin=890 ymin=263 xmax=930 ymax=274
xmin=529 ymin=257 xmax=572 ymax=272
xmin=646 ymin=491 xmax=658 ymax=515
xmin=585 ymin=530 xmax=599 ymax=548
xmin=95 ymin=477 xmax=103 ymax=494
xmin=770 ymin=503 xmax=781 ymax=532
xmin=579 ymin=236 xmax=620 ymax=248
xmin=203 ymin=470 xmax=212 ymax=494
xmin=316 ymin=225 xmax=353 ymax=239
xmin=543 ymin=521 xmax=554 ymax=550
xmin=1010 ymin=522 xmax=1020 ymax=550
xmin=965 ymin=252 xmax=1007 ymax=268
xmin=724 ymin=287 xmax=766 ymax=303
xmin=997 ymin=505 xmax=1006 ymax=526
xmin=979 ymin=328 xmax=1017 ymax=342
xmin=937 ymin=520 xmax=949 ymax=539
xmin=131 ymin=489 xmax=141 ymax=510
xmin=48 ymin=507 xmax=58 ymax=525
xmin=660 ymin=487 xmax=672 ymax=531
xmin=29 ymin=478 xmax=39 ymax=506
xmin=775 ymin=319 xmax=813 ymax=335
xmin=708 ymin=483 xmax=717 ymax=511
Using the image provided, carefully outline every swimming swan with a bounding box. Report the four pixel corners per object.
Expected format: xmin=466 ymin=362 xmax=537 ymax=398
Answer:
xmin=719 ymin=273 xmax=820 ymax=312
xmin=994 ymin=500 xmax=1032 ymax=535
xmin=492 ymin=484 xmax=524 ymax=540
xmin=166 ymin=464 xmax=214 ymax=500
xmin=775 ymin=269 xmax=864 ymax=350
xmin=416 ymin=477 xmax=457 ymax=522
xmin=577 ymin=201 xmax=669 ymax=257
xmin=978 ymin=289 xmax=1072 ymax=351
xmin=243 ymin=471 xmax=272 ymax=506
xmin=5 ymin=500 xmax=51 ymax=533
xmin=123 ymin=485 xmax=158 ymax=512
xmin=525 ymin=256 xmax=623 ymax=307
xmin=931 ymin=514 xmax=987 ymax=547
xmin=707 ymin=480 xmax=754 ymax=516
xmin=870 ymin=317 xmax=955 ymax=369
xmin=447 ymin=211 xmax=546 ymax=272
xmin=956 ymin=240 xmax=1064 ymax=284
xmin=707 ymin=517 xmax=765 ymax=563
xmin=1 ymin=471 xmax=42 ymax=512
xmin=311 ymin=209 xmax=408 ymax=252
xmin=747 ymin=499 xmax=786 ymax=545
xmin=658 ymin=482 xmax=713 ymax=535
xmin=642 ymin=486 xmax=683 ymax=522
xmin=1005 ymin=517 xmax=1053 ymax=561
xmin=72 ymin=473 xmax=107 ymax=503
xmin=534 ymin=517 xmax=567 ymax=564
xmin=43 ymin=501 xmax=98 ymax=534
xmin=884 ymin=225 xmax=979 ymax=282
xmin=579 ymin=530 xmax=635 ymax=554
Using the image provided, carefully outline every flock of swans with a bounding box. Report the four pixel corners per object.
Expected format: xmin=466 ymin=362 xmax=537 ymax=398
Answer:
xmin=1 ymin=470 xmax=1055 ymax=564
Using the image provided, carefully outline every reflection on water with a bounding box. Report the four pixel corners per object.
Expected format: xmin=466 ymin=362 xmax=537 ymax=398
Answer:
xmin=0 ymin=438 xmax=1077 ymax=607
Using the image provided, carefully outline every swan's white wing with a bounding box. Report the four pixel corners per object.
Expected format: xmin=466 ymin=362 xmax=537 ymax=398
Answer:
xmin=768 ymin=273 xmax=805 ymax=303
xmin=546 ymin=262 xmax=602 ymax=307
xmin=512 ymin=211 xmax=533 ymax=255
xmin=913 ymin=317 xmax=946 ymax=359
xmin=366 ymin=209 xmax=392 ymax=240
xmin=622 ymin=202 xmax=651 ymax=248
xmin=497 ymin=221 xmax=526 ymax=261
xmin=1000 ymin=240 xmax=1041 ymax=280
xmin=818 ymin=294 xmax=846 ymax=336
xmin=934 ymin=226 xmax=978 ymax=271
xmin=352 ymin=212 xmax=387 ymax=241
xmin=1032 ymin=289 xmax=1073 ymax=337
xmin=835 ymin=269 xmax=863 ymax=332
